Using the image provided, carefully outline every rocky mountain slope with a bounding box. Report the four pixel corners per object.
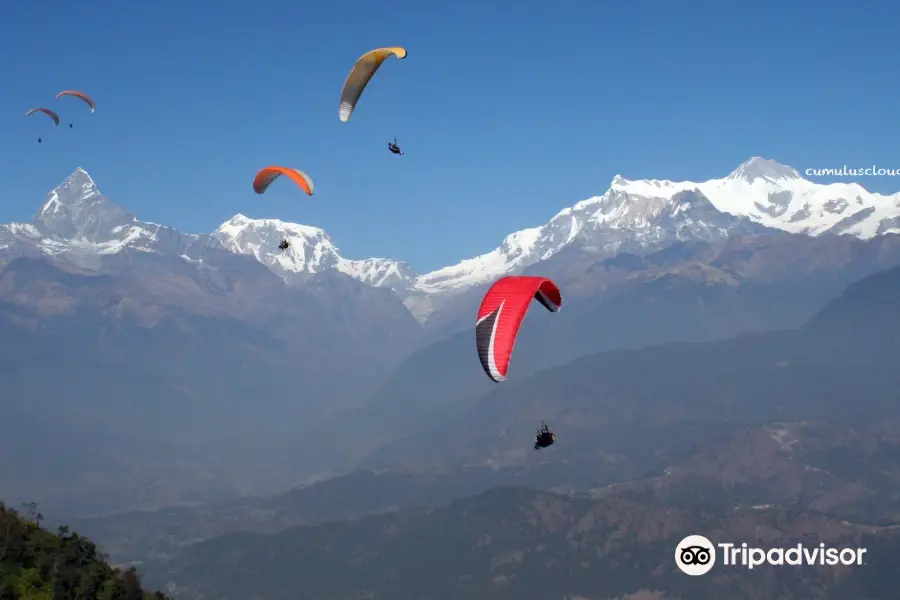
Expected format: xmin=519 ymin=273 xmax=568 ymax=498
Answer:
xmin=153 ymin=456 xmax=900 ymax=600
xmin=71 ymin=468 xmax=557 ymax=564
xmin=75 ymin=415 xmax=900 ymax=569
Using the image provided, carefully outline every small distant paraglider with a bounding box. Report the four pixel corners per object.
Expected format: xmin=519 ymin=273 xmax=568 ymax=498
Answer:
xmin=25 ymin=108 xmax=60 ymax=143
xmin=388 ymin=138 xmax=403 ymax=155
xmin=252 ymin=167 xmax=313 ymax=251
xmin=26 ymin=108 xmax=59 ymax=124
xmin=56 ymin=90 xmax=96 ymax=112
xmin=339 ymin=46 xmax=407 ymax=123
xmin=56 ymin=89 xmax=96 ymax=128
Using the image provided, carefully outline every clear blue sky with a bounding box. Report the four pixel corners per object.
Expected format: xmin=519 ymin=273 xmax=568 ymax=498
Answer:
xmin=1 ymin=0 xmax=899 ymax=273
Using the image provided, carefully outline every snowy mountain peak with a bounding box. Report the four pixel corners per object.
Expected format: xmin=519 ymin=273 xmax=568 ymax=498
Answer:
xmin=0 ymin=169 xmax=208 ymax=264
xmin=37 ymin=167 xmax=102 ymax=218
xmin=727 ymin=156 xmax=800 ymax=183
xmin=5 ymin=170 xmax=420 ymax=294
xmin=33 ymin=168 xmax=135 ymax=242
xmin=214 ymin=213 xmax=337 ymax=274
xmin=219 ymin=213 xmax=329 ymax=240
xmin=608 ymin=173 xmax=688 ymax=198
xmin=416 ymin=226 xmax=544 ymax=292
xmin=414 ymin=157 xmax=900 ymax=294
xmin=214 ymin=213 xmax=416 ymax=290
xmin=6 ymin=159 xmax=900 ymax=316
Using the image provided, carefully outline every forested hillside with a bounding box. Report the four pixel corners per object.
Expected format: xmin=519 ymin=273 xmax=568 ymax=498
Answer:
xmin=0 ymin=501 xmax=168 ymax=599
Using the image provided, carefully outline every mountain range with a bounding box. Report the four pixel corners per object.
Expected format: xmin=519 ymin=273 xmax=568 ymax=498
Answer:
xmin=80 ymin=263 xmax=900 ymax=600
xmin=72 ymin=262 xmax=900 ymax=570
xmin=153 ymin=483 xmax=900 ymax=600
xmin=4 ymin=157 xmax=900 ymax=517
xmin=4 ymin=156 xmax=900 ymax=319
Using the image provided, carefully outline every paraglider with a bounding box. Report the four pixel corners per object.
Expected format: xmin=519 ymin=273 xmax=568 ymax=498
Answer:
xmin=56 ymin=90 xmax=95 ymax=128
xmin=388 ymin=138 xmax=403 ymax=155
xmin=25 ymin=108 xmax=59 ymax=125
xmin=278 ymin=238 xmax=291 ymax=252
xmin=25 ymin=108 xmax=60 ymax=143
xmin=339 ymin=47 xmax=407 ymax=123
xmin=252 ymin=166 xmax=315 ymax=196
xmin=56 ymin=90 xmax=95 ymax=112
xmin=534 ymin=422 xmax=556 ymax=450
xmin=475 ymin=276 xmax=562 ymax=382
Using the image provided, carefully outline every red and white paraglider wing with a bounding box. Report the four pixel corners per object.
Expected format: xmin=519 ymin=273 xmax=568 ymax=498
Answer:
xmin=475 ymin=276 xmax=562 ymax=382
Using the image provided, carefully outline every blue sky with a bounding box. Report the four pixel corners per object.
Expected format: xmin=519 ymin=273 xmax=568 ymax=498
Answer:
xmin=1 ymin=0 xmax=899 ymax=272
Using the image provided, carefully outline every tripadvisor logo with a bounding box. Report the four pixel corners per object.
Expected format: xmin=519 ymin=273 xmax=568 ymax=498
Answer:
xmin=674 ymin=535 xmax=867 ymax=575
xmin=675 ymin=535 xmax=716 ymax=576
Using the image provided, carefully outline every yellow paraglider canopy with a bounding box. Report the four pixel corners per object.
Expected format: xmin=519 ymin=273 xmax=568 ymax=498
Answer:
xmin=339 ymin=47 xmax=407 ymax=123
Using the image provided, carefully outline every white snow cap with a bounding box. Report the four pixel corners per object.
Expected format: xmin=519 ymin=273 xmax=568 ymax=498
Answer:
xmin=417 ymin=156 xmax=900 ymax=292
xmin=3 ymin=158 xmax=899 ymax=301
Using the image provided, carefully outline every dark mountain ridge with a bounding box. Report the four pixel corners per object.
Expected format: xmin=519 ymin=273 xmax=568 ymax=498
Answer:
xmin=145 ymin=261 xmax=900 ymax=597
xmin=154 ymin=484 xmax=900 ymax=600
xmin=72 ymin=262 xmax=900 ymax=578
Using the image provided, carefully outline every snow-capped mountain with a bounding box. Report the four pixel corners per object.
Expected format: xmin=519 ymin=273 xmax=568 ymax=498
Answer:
xmin=214 ymin=215 xmax=416 ymax=290
xmin=0 ymin=169 xmax=413 ymax=289
xmin=418 ymin=157 xmax=900 ymax=293
xmin=4 ymin=157 xmax=900 ymax=308
xmin=0 ymin=168 xmax=215 ymax=268
xmin=415 ymin=188 xmax=769 ymax=293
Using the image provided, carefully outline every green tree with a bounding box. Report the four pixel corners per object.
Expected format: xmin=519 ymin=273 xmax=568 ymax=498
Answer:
xmin=0 ymin=501 xmax=170 ymax=600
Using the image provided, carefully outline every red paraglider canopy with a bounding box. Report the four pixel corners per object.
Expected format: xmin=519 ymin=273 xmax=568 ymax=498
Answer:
xmin=475 ymin=275 xmax=562 ymax=382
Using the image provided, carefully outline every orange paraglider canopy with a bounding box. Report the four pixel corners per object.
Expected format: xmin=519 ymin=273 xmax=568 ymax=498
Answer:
xmin=252 ymin=166 xmax=315 ymax=196
xmin=56 ymin=90 xmax=96 ymax=112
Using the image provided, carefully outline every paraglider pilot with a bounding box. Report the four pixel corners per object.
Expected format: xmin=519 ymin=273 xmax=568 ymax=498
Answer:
xmin=534 ymin=421 xmax=555 ymax=450
xmin=278 ymin=238 xmax=290 ymax=252
xmin=388 ymin=138 xmax=403 ymax=155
